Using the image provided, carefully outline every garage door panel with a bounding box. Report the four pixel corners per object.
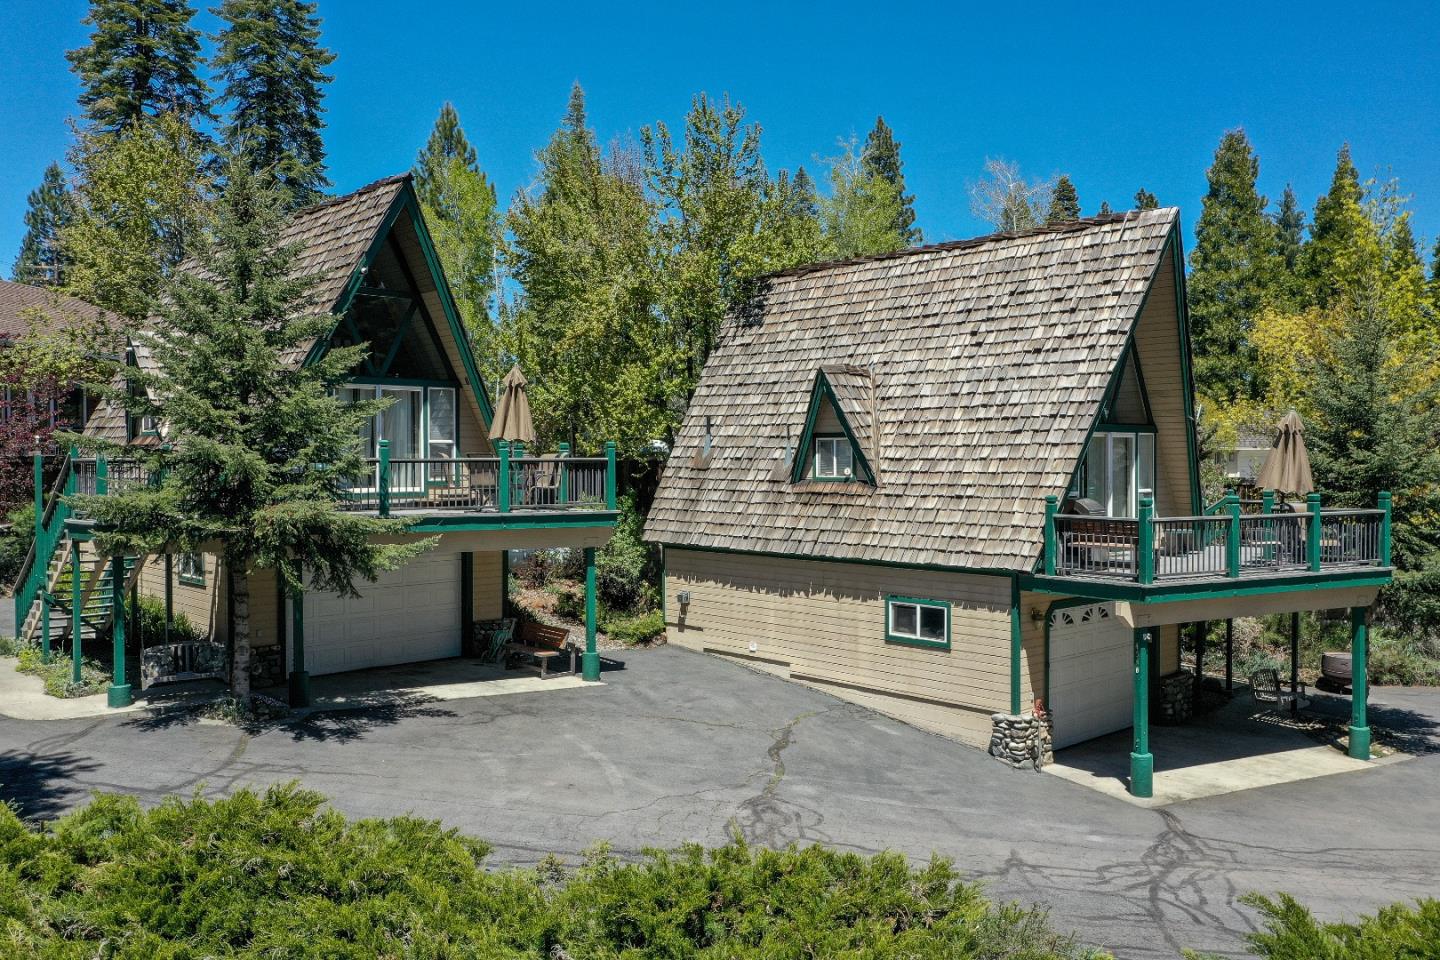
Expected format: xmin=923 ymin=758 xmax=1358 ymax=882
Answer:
xmin=302 ymin=550 xmax=461 ymax=676
xmin=1049 ymin=603 xmax=1135 ymax=749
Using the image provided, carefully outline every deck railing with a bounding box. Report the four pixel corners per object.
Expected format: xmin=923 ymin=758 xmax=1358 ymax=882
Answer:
xmin=1043 ymin=491 xmax=1391 ymax=584
xmin=339 ymin=439 xmax=616 ymax=517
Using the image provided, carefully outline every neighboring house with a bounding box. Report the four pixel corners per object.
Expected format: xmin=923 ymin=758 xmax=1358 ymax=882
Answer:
xmin=1210 ymin=422 xmax=1273 ymax=484
xmin=645 ymin=208 xmax=1392 ymax=797
xmin=14 ymin=175 xmax=618 ymax=702
xmin=0 ymin=279 xmax=114 ymax=431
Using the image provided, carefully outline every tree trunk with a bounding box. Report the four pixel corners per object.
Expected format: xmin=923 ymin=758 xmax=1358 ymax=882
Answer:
xmin=230 ymin=558 xmax=251 ymax=700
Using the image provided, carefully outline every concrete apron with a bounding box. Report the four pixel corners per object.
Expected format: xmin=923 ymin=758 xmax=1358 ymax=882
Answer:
xmin=1044 ymin=693 xmax=1410 ymax=807
xmin=0 ymin=655 xmax=596 ymax=722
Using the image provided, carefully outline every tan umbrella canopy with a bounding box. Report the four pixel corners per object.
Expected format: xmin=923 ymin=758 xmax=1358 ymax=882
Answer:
xmin=490 ymin=365 xmax=536 ymax=444
xmin=1255 ymin=410 xmax=1315 ymax=497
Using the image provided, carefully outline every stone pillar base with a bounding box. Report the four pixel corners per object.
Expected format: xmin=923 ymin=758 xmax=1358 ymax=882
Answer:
xmin=988 ymin=712 xmax=1053 ymax=768
xmin=1156 ymin=671 xmax=1195 ymax=724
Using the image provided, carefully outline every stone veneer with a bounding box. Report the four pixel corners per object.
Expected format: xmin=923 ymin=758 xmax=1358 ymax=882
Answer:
xmin=988 ymin=712 xmax=1054 ymax=768
xmin=1155 ymin=671 xmax=1194 ymax=724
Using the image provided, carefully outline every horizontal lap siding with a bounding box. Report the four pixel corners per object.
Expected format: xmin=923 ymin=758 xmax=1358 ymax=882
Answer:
xmin=137 ymin=552 xmax=228 ymax=644
xmin=1133 ymin=244 xmax=1192 ymax=519
xmin=665 ymin=548 xmax=1017 ymax=745
xmin=474 ymin=551 xmax=503 ymax=620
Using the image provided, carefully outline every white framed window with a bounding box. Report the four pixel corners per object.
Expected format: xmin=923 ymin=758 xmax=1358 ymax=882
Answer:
xmin=427 ymin=386 xmax=457 ymax=482
xmin=178 ymin=553 xmax=205 ymax=586
xmin=1080 ymin=430 xmax=1156 ymax=518
xmin=885 ymin=596 xmax=950 ymax=650
xmin=813 ymin=436 xmax=854 ymax=480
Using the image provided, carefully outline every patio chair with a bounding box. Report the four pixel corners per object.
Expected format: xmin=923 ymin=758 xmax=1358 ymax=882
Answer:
xmin=472 ymin=618 xmax=515 ymax=664
xmin=525 ymin=458 xmax=561 ymax=507
xmin=1249 ymin=668 xmax=1310 ymax=711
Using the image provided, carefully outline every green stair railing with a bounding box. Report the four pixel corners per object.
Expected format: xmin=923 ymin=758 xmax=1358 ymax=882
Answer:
xmin=13 ymin=451 xmax=76 ymax=635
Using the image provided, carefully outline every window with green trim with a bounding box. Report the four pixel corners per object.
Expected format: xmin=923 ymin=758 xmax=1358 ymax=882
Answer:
xmin=813 ymin=435 xmax=855 ymax=480
xmin=885 ymin=596 xmax=950 ymax=649
xmin=178 ymin=553 xmax=205 ymax=586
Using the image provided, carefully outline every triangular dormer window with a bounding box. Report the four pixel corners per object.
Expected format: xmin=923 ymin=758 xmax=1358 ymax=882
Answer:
xmin=791 ymin=366 xmax=877 ymax=485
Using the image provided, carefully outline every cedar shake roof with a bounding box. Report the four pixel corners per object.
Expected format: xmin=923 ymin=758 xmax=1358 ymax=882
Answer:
xmin=86 ymin=175 xmax=410 ymax=444
xmin=0 ymin=280 xmax=118 ymax=342
xmin=818 ymin=364 xmax=877 ymax=466
xmin=644 ymin=207 xmax=1181 ymax=572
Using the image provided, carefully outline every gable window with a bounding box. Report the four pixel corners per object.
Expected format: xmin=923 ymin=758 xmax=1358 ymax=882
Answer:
xmin=885 ymin=596 xmax=950 ymax=650
xmin=1079 ymin=430 xmax=1155 ymax=518
xmin=178 ymin=552 xmax=205 ymax=587
xmin=813 ymin=435 xmax=854 ymax=480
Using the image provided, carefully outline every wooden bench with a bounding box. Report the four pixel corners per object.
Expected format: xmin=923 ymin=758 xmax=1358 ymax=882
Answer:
xmin=505 ymin=621 xmax=577 ymax=678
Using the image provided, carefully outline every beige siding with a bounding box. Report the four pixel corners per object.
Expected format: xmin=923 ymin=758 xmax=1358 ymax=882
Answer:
xmin=137 ymin=552 xmax=228 ymax=643
xmin=665 ymin=548 xmax=1029 ymax=745
xmin=248 ymin=568 xmax=282 ymax=651
xmin=474 ymin=550 xmax=504 ymax=620
xmin=1132 ymin=241 xmax=1193 ymax=518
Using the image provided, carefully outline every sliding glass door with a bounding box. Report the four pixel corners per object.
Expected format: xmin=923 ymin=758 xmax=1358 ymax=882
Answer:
xmin=343 ymin=383 xmax=455 ymax=493
xmin=1080 ymin=430 xmax=1156 ymax=518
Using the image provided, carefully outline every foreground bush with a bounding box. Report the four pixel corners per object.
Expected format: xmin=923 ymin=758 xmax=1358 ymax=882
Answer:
xmin=0 ymin=785 xmax=1095 ymax=958
xmin=1239 ymin=893 xmax=1440 ymax=959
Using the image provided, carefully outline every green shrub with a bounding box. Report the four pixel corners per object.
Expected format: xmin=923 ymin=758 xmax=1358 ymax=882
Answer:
xmin=1367 ymin=631 xmax=1440 ymax=686
xmin=14 ymin=643 xmax=108 ymax=698
xmin=0 ymin=505 xmax=34 ymax=587
xmin=0 ymin=785 xmax=1094 ymax=958
xmin=1241 ymin=892 xmax=1440 ymax=958
xmin=546 ymin=583 xmax=584 ymax=621
xmin=602 ymin=609 xmax=665 ymax=646
xmin=0 ymin=635 xmax=25 ymax=657
xmin=135 ymin=594 xmax=203 ymax=645
xmin=596 ymin=492 xmax=657 ymax=613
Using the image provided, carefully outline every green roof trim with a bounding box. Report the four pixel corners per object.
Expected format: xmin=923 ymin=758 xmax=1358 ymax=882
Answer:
xmin=790 ymin=368 xmax=876 ymax=485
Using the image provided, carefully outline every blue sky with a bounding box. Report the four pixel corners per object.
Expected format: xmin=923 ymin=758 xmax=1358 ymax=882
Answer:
xmin=4 ymin=1 xmax=1439 ymax=270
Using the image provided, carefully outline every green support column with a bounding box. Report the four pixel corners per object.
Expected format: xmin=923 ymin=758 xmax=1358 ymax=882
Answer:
xmin=1378 ymin=491 xmax=1392 ymax=566
xmin=1289 ymin=611 xmax=1301 ymax=717
xmin=107 ymin=555 xmax=132 ymax=708
xmin=582 ymin=546 xmax=600 ymax=681
xmin=377 ymin=439 xmax=391 ymax=517
xmin=1307 ymin=492 xmax=1323 ymax=571
xmin=1137 ymin=495 xmax=1155 ymax=584
xmin=497 ymin=441 xmax=511 ymax=513
xmin=70 ymin=541 xmax=82 ymax=684
xmin=40 ymin=590 xmax=50 ymax=664
xmin=604 ymin=441 xmax=617 ymax=511
xmin=1348 ymin=606 xmax=1371 ymax=759
xmin=557 ymin=442 xmax=570 ymax=504
xmin=1043 ymin=495 xmax=1058 ymax=575
xmin=289 ymin=565 xmax=310 ymax=707
xmin=1130 ymin=628 xmax=1154 ymax=798
xmin=1225 ymin=492 xmax=1242 ymax=578
xmin=96 ymin=455 xmax=108 ymax=496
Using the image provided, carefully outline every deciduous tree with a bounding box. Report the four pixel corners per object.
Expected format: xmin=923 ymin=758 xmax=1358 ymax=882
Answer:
xmin=819 ymin=137 xmax=907 ymax=260
xmin=969 ymin=157 xmax=1050 ymax=232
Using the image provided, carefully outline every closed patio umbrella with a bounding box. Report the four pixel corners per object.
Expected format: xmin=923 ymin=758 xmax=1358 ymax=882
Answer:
xmin=491 ymin=365 xmax=536 ymax=444
xmin=1255 ymin=410 xmax=1314 ymax=499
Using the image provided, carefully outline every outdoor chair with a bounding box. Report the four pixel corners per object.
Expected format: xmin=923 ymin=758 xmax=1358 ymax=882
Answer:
xmin=472 ymin=618 xmax=515 ymax=663
xmin=1249 ymin=668 xmax=1310 ymax=712
xmin=525 ymin=459 xmax=561 ymax=507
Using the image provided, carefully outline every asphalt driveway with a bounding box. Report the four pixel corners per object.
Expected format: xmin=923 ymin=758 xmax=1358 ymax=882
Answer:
xmin=2 ymin=646 xmax=1437 ymax=959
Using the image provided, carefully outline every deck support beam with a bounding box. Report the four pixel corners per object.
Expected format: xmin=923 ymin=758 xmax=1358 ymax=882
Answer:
xmin=582 ymin=546 xmax=599 ymax=681
xmin=1129 ymin=627 xmax=1153 ymax=798
xmin=1348 ymin=606 xmax=1370 ymax=760
xmin=1289 ymin=611 xmax=1301 ymax=717
xmin=288 ymin=563 xmax=311 ymax=707
xmin=107 ymin=555 xmax=132 ymax=708
xmin=70 ymin=541 xmax=82 ymax=684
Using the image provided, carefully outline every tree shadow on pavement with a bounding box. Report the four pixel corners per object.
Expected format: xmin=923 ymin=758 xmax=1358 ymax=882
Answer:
xmin=283 ymin=695 xmax=457 ymax=745
xmin=0 ymin=750 xmax=100 ymax=823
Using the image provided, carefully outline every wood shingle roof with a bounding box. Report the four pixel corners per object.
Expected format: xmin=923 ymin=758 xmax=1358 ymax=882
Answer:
xmin=644 ymin=207 xmax=1181 ymax=572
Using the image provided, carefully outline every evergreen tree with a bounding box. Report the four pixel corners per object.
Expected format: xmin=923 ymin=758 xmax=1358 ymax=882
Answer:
xmin=66 ymin=0 xmax=210 ymax=134
xmin=73 ymin=159 xmax=427 ymax=699
xmin=860 ymin=116 xmax=921 ymax=244
xmin=1186 ymin=129 xmax=1278 ymax=401
xmin=1046 ymin=175 xmax=1080 ymax=224
xmin=789 ymin=166 xmax=819 ymax=219
xmin=1097 ymin=200 xmax=1112 ymax=216
xmin=505 ymin=84 xmax=664 ymax=454
xmin=1430 ymin=238 xmax=1440 ymax=310
xmin=734 ymin=168 xmax=828 ymax=278
xmin=414 ymin=102 xmax=477 ymax=210
xmin=1273 ymin=184 xmax=1306 ymax=270
xmin=64 ymin=114 xmax=210 ymax=322
xmin=212 ymin=0 xmax=336 ymax=207
xmin=1301 ymin=145 xmax=1378 ymax=307
xmin=10 ymin=164 xmax=75 ymax=287
xmin=1134 ymin=187 xmax=1159 ymax=210
xmin=413 ymin=105 xmax=498 ymax=364
xmin=819 ymin=137 xmax=907 ymax=259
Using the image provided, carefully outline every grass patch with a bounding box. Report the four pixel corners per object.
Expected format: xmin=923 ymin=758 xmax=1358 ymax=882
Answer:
xmin=0 ymin=785 xmax=1100 ymax=958
xmin=14 ymin=642 xmax=109 ymax=698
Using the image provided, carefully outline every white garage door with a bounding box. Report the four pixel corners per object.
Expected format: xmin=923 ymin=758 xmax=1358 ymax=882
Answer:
xmin=1048 ymin=603 xmax=1134 ymax=749
xmin=301 ymin=549 xmax=462 ymax=676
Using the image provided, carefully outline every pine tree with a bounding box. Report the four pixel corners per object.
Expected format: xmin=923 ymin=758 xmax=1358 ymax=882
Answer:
xmin=1097 ymin=200 xmax=1113 ymax=216
xmin=66 ymin=0 xmax=210 ymax=134
xmin=212 ymin=0 xmax=335 ymax=208
xmin=414 ymin=102 xmax=477 ymax=210
xmin=819 ymin=137 xmax=907 ymax=259
xmin=10 ymin=164 xmax=75 ymax=287
xmin=413 ymin=105 xmax=498 ymax=361
xmin=860 ymin=116 xmax=921 ymax=244
xmin=1186 ymin=129 xmax=1278 ymax=401
xmin=74 ymin=159 xmax=427 ymax=699
xmin=1134 ymin=187 xmax=1159 ymax=210
xmin=789 ymin=166 xmax=819 ymax=219
xmin=1430 ymin=238 xmax=1440 ymax=310
xmin=1046 ymin=176 xmax=1080 ymax=224
xmin=1301 ymin=145 xmax=1379 ymax=308
xmin=1273 ymin=184 xmax=1305 ymax=270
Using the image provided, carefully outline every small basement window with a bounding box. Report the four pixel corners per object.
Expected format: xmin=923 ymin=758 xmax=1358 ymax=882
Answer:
xmin=178 ymin=553 xmax=205 ymax=587
xmin=885 ymin=596 xmax=950 ymax=650
xmin=813 ymin=435 xmax=854 ymax=480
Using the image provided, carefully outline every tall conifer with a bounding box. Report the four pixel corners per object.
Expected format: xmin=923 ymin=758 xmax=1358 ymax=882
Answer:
xmin=1133 ymin=187 xmax=1159 ymax=210
xmin=67 ymin=0 xmax=210 ymax=133
xmin=1046 ymin=176 xmax=1080 ymax=223
xmin=11 ymin=164 xmax=75 ymax=287
xmin=414 ymin=103 xmax=477 ymax=209
xmin=1301 ymin=145 xmax=1376 ymax=307
xmin=212 ymin=0 xmax=335 ymax=207
xmin=860 ymin=116 xmax=921 ymax=244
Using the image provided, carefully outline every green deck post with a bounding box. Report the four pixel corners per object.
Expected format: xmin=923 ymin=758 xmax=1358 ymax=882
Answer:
xmin=1378 ymin=491 xmax=1392 ymax=566
xmin=1348 ymin=606 xmax=1370 ymax=759
xmin=1009 ymin=578 xmax=1022 ymax=713
xmin=377 ymin=439 xmax=391 ymax=517
xmin=497 ymin=440 xmax=511 ymax=513
xmin=1226 ymin=492 xmax=1242 ymax=578
xmin=70 ymin=541 xmax=82 ymax=684
xmin=164 ymin=554 xmax=174 ymax=642
xmin=604 ymin=441 xmax=617 ymax=511
xmin=460 ymin=552 xmax=474 ymax=652
xmin=1260 ymin=489 xmax=1276 ymax=563
xmin=1307 ymin=492 xmax=1323 ymax=572
xmin=582 ymin=546 xmax=600 ymax=680
xmin=557 ymin=442 xmax=570 ymax=504
xmin=1137 ymin=495 xmax=1155 ymax=584
xmin=32 ymin=449 xmax=42 ymax=529
xmin=1130 ymin=627 xmax=1153 ymax=798
xmin=1043 ymin=495 xmax=1058 ymax=575
xmin=289 ymin=564 xmax=310 ymax=707
xmin=107 ymin=555 xmax=131 ymax=708
xmin=40 ymin=589 xmax=50 ymax=664
xmin=96 ymin=455 xmax=108 ymax=496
